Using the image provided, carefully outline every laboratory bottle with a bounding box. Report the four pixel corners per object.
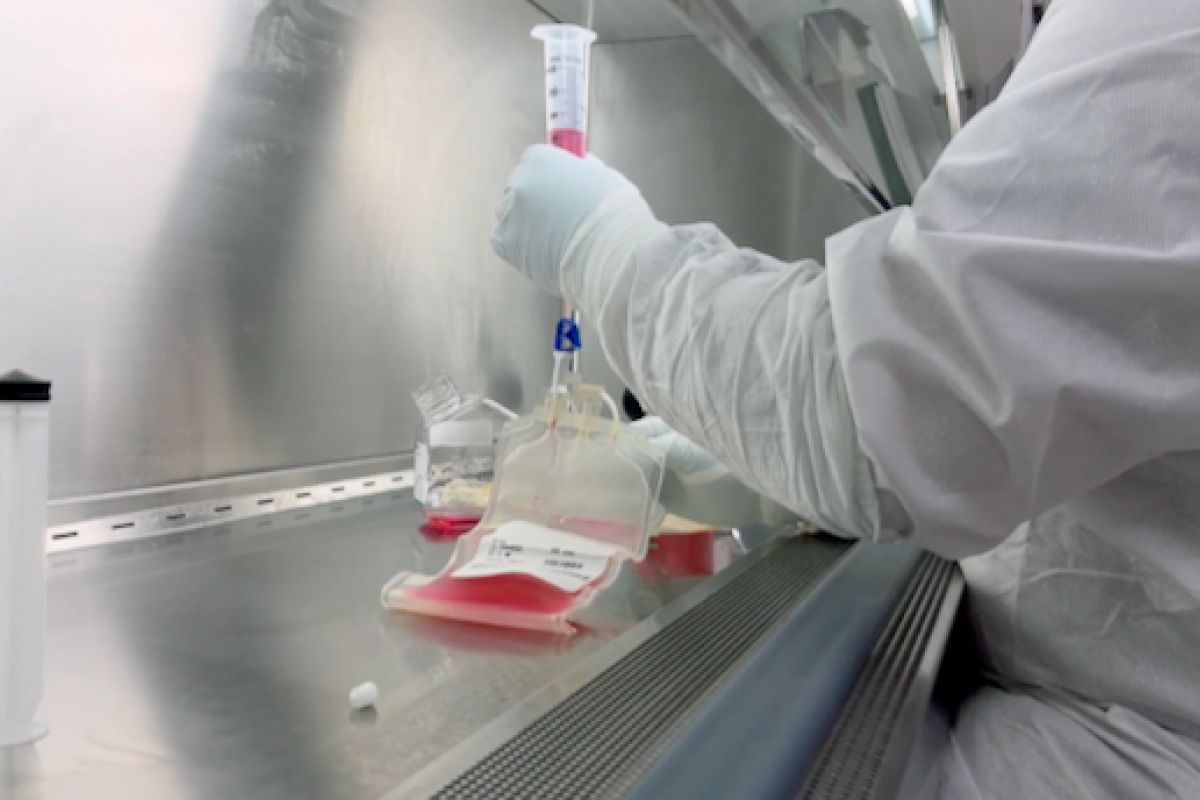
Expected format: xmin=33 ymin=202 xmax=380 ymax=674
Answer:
xmin=0 ymin=370 xmax=51 ymax=747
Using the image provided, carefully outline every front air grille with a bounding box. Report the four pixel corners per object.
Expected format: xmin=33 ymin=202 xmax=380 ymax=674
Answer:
xmin=434 ymin=536 xmax=852 ymax=799
xmin=797 ymin=555 xmax=958 ymax=800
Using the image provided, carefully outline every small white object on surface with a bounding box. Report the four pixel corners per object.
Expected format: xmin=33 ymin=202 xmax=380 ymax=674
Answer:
xmin=349 ymin=682 xmax=378 ymax=711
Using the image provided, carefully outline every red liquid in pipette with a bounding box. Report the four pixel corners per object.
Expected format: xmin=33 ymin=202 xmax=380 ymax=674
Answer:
xmin=549 ymin=129 xmax=587 ymax=157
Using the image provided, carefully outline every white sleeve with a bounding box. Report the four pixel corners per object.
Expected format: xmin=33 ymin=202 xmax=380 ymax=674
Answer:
xmin=562 ymin=196 xmax=883 ymax=541
xmin=827 ymin=0 xmax=1200 ymax=557
xmin=564 ymin=0 xmax=1200 ymax=559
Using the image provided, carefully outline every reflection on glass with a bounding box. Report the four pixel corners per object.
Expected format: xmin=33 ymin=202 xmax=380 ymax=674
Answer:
xmin=670 ymin=0 xmax=949 ymax=211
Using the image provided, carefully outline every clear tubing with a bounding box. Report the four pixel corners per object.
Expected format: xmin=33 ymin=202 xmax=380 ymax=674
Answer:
xmin=551 ymin=351 xmax=569 ymax=394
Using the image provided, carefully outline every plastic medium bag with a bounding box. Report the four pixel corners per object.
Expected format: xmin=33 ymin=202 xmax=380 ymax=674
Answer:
xmin=412 ymin=376 xmax=516 ymax=534
xmin=384 ymin=378 xmax=666 ymax=635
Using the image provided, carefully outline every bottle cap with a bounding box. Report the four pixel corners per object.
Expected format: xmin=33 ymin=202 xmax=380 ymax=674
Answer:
xmin=0 ymin=370 xmax=51 ymax=403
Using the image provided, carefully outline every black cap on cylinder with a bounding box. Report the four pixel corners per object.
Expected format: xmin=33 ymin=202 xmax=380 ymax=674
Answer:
xmin=0 ymin=370 xmax=51 ymax=402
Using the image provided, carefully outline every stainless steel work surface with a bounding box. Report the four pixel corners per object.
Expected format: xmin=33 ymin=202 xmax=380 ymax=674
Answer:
xmin=2 ymin=496 xmax=740 ymax=800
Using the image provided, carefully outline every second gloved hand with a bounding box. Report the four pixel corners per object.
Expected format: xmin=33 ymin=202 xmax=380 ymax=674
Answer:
xmin=633 ymin=417 xmax=803 ymax=531
xmin=491 ymin=144 xmax=637 ymax=295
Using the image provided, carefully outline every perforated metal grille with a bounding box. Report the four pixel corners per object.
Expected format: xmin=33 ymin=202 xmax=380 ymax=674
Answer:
xmin=797 ymin=555 xmax=957 ymax=800
xmin=434 ymin=536 xmax=851 ymax=800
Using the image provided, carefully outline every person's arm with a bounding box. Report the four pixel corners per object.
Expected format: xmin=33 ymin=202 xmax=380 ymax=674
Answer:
xmin=559 ymin=0 xmax=1200 ymax=558
xmin=823 ymin=0 xmax=1200 ymax=557
xmin=563 ymin=199 xmax=882 ymax=541
xmin=492 ymin=147 xmax=888 ymax=540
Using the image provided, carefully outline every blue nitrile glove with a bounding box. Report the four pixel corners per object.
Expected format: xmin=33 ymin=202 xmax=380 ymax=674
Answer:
xmin=491 ymin=144 xmax=635 ymax=295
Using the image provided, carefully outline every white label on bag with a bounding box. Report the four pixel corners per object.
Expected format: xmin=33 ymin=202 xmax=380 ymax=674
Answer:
xmin=450 ymin=521 xmax=616 ymax=593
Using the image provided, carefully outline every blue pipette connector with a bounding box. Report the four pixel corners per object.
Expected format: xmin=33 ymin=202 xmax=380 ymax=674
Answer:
xmin=554 ymin=318 xmax=581 ymax=353
xmin=551 ymin=318 xmax=581 ymax=393
xmin=552 ymin=316 xmax=580 ymax=352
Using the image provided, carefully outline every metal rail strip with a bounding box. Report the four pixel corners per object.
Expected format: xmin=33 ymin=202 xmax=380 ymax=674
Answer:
xmin=45 ymin=465 xmax=413 ymax=553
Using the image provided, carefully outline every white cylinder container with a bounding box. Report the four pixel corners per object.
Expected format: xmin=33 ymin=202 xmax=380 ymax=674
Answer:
xmin=0 ymin=370 xmax=50 ymax=747
xmin=531 ymin=24 xmax=597 ymax=157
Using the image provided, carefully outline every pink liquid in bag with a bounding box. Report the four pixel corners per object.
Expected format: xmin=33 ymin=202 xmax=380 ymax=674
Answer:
xmin=391 ymin=519 xmax=634 ymax=634
xmin=636 ymin=531 xmax=717 ymax=580
xmin=408 ymin=572 xmax=579 ymax=615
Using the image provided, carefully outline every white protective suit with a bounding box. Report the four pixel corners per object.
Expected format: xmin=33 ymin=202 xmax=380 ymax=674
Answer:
xmin=537 ymin=0 xmax=1200 ymax=795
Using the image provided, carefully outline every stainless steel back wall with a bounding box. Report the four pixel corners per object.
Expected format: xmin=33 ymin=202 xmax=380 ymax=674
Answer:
xmin=2 ymin=1 xmax=865 ymax=502
xmin=2 ymin=0 xmax=560 ymax=498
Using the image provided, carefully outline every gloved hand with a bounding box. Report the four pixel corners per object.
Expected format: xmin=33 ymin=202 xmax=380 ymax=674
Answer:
xmin=491 ymin=144 xmax=634 ymax=295
xmin=633 ymin=417 xmax=803 ymax=530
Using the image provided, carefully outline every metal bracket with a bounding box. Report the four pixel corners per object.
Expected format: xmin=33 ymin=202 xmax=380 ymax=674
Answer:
xmin=47 ymin=469 xmax=414 ymax=553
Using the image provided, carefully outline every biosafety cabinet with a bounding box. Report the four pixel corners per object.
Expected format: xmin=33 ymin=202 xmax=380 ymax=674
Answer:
xmin=0 ymin=0 xmax=1032 ymax=797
